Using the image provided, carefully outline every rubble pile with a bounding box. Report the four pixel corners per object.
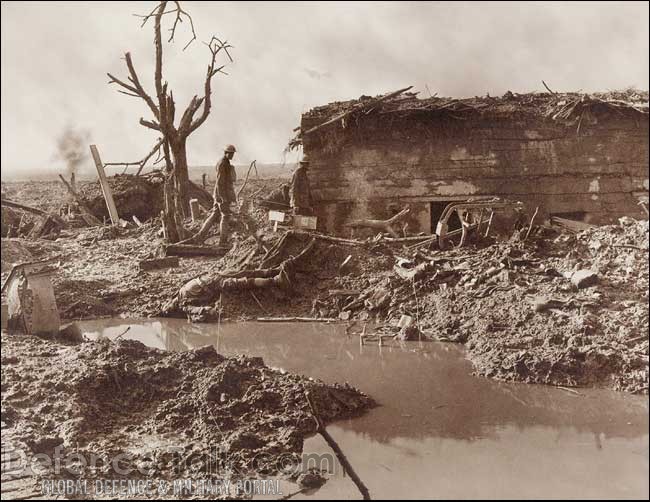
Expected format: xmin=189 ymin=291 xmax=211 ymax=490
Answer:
xmin=1 ymin=333 xmax=374 ymax=484
xmin=297 ymin=220 xmax=649 ymax=392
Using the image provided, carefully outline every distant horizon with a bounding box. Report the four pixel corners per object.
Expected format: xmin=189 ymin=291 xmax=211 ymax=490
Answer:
xmin=0 ymin=161 xmax=296 ymax=182
xmin=3 ymin=1 xmax=648 ymax=178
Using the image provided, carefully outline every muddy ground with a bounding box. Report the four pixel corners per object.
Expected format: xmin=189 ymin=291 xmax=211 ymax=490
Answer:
xmin=1 ymin=178 xmax=648 ymax=396
xmin=1 ymin=333 xmax=374 ymax=498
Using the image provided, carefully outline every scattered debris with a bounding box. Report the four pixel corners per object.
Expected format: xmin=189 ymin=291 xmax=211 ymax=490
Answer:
xmin=1 ymin=178 xmax=647 ymax=394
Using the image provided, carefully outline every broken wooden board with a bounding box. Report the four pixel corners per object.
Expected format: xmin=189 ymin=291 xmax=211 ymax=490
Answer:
xmin=328 ymin=289 xmax=361 ymax=297
xmin=164 ymin=244 xmax=228 ymax=257
xmin=550 ymin=216 xmax=596 ymax=233
xmin=139 ymin=256 xmax=180 ymax=271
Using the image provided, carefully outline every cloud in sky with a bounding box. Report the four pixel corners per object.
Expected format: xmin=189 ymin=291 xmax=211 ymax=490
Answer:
xmin=1 ymin=0 xmax=648 ymax=177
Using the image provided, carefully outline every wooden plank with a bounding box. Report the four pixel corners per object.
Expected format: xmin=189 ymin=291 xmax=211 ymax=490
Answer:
xmin=1 ymin=200 xmax=67 ymax=229
xmin=550 ymin=216 xmax=596 ymax=233
xmin=1 ymin=199 xmax=50 ymax=217
xmin=139 ymin=257 xmax=180 ymax=271
xmin=89 ymin=145 xmax=119 ymax=225
xmin=328 ymin=289 xmax=360 ymax=296
xmin=256 ymin=317 xmax=340 ymax=323
xmin=164 ymin=244 xmax=227 ymax=257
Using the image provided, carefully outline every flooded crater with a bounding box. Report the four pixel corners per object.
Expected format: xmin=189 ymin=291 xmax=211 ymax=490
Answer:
xmin=80 ymin=318 xmax=649 ymax=499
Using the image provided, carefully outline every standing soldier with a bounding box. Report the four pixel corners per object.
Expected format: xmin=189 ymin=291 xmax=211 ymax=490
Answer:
xmin=186 ymin=144 xmax=237 ymax=246
xmin=215 ymin=144 xmax=237 ymax=247
xmin=290 ymin=154 xmax=313 ymax=215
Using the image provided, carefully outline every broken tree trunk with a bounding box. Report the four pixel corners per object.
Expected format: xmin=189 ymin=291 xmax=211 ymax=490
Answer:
xmin=161 ymin=176 xmax=190 ymax=243
xmin=344 ymin=207 xmax=410 ymax=238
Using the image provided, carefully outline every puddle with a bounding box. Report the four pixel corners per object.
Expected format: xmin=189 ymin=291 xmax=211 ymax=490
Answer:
xmin=80 ymin=318 xmax=649 ymax=499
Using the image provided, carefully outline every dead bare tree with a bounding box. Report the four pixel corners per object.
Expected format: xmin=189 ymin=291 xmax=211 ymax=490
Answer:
xmin=107 ymin=1 xmax=233 ymax=237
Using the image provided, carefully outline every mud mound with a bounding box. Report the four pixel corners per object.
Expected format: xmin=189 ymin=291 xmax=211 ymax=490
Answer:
xmin=77 ymin=174 xmax=164 ymax=221
xmin=1 ymin=335 xmax=374 ymax=486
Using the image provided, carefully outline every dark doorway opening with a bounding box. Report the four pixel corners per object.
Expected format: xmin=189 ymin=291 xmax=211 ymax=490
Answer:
xmin=430 ymin=201 xmax=462 ymax=234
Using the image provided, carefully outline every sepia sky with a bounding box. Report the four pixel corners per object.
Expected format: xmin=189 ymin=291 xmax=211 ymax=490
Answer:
xmin=1 ymin=1 xmax=649 ymax=177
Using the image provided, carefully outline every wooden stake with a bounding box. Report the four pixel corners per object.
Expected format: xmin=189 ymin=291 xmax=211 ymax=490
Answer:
xmin=524 ymin=206 xmax=539 ymax=241
xmin=305 ymin=391 xmax=371 ymax=500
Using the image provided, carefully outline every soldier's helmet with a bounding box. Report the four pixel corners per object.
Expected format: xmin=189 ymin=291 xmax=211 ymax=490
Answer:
xmin=224 ymin=144 xmax=237 ymax=153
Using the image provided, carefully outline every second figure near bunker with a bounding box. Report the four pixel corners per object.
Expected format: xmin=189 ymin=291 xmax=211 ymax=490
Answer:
xmin=290 ymin=154 xmax=313 ymax=216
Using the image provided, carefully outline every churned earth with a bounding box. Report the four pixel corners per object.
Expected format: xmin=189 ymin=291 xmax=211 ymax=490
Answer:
xmin=1 ymin=333 xmax=374 ymax=498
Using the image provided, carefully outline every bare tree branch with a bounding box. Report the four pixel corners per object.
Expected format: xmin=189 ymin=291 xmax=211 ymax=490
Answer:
xmin=140 ymin=117 xmax=161 ymax=130
xmin=152 ymin=2 xmax=172 ymax=138
xmin=117 ymin=89 xmax=142 ymax=98
xmin=187 ymin=37 xmax=234 ymax=134
xmin=107 ymin=72 xmax=139 ymax=94
xmin=169 ymin=1 xmax=197 ymax=50
xmin=125 ymin=52 xmax=160 ymax=119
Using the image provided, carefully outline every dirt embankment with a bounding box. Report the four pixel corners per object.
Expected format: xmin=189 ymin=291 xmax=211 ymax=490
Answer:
xmin=1 ymin=333 xmax=374 ymax=496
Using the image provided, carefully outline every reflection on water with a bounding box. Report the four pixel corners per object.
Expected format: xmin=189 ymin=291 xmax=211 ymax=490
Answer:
xmin=81 ymin=318 xmax=649 ymax=499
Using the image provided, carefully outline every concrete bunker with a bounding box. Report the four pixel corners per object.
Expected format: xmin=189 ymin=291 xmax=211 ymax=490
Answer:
xmin=288 ymin=88 xmax=649 ymax=236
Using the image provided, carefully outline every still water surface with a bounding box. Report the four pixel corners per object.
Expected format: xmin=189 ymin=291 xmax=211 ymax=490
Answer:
xmin=80 ymin=318 xmax=649 ymax=499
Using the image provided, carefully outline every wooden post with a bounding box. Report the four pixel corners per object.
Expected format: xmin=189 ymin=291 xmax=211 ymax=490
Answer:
xmin=189 ymin=198 xmax=200 ymax=222
xmin=90 ymin=144 xmax=119 ymax=225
